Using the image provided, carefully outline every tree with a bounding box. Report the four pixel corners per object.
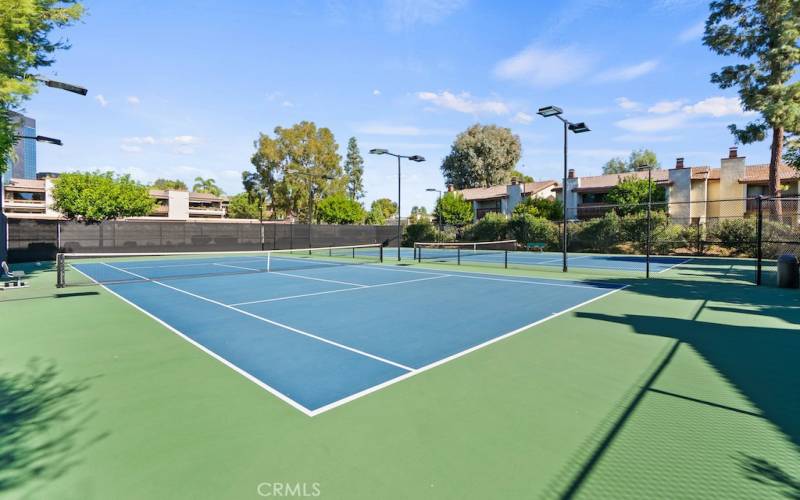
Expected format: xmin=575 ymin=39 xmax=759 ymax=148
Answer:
xmin=365 ymin=206 xmax=386 ymax=225
xmin=343 ymin=137 xmax=365 ymax=200
xmin=512 ymin=196 xmax=563 ymax=220
xmin=227 ymin=192 xmax=263 ymax=219
xmin=0 ymin=0 xmax=85 ymax=174
xmin=371 ymin=198 xmax=397 ymax=220
xmin=245 ymin=121 xmax=343 ymax=222
xmin=704 ymin=1 xmax=800 ymax=205
xmin=151 ymin=178 xmax=187 ymax=191
xmin=602 ymin=149 xmax=660 ymax=174
xmin=192 ymin=177 xmax=223 ymax=196
xmin=434 ymin=192 xmax=473 ymax=226
xmin=606 ymin=177 xmax=666 ymax=215
xmin=441 ymin=124 xmax=522 ymax=189
xmin=409 ymin=206 xmax=430 ymax=223
xmin=510 ymin=169 xmax=533 ymax=182
xmin=315 ymin=194 xmax=366 ymax=224
xmin=785 ymin=136 xmax=800 ymax=171
xmin=52 ymin=171 xmax=154 ymax=222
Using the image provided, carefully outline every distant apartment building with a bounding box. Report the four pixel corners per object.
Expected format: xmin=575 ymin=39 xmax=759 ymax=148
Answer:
xmin=451 ymin=147 xmax=798 ymax=223
xmin=6 ymin=112 xmax=37 ymax=181
xmin=3 ymin=176 xmax=228 ymax=220
xmin=560 ymin=147 xmax=799 ymax=222
xmin=455 ymin=178 xmax=559 ymax=220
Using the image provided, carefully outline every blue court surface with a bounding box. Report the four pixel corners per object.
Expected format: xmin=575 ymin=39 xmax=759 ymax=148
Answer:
xmin=72 ymin=256 xmax=625 ymax=416
xmin=411 ymin=247 xmax=691 ymax=273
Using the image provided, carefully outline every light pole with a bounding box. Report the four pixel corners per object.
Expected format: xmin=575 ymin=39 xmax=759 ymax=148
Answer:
xmin=1 ymin=77 xmax=85 ymax=273
xmin=637 ymin=164 xmax=654 ymax=278
xmin=426 ymin=188 xmax=443 ymax=241
xmin=536 ymin=106 xmax=590 ymax=272
xmin=369 ymin=149 xmax=425 ymax=261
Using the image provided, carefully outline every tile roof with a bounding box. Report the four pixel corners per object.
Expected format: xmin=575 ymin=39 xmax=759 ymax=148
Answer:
xmin=739 ymin=163 xmax=798 ymax=183
xmin=573 ymin=169 xmax=669 ymax=192
xmin=457 ymin=184 xmax=509 ymax=201
xmin=523 ymin=180 xmax=558 ymax=195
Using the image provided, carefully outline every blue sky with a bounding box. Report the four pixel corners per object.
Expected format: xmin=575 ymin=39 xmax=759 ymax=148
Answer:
xmin=25 ymin=0 xmax=767 ymax=214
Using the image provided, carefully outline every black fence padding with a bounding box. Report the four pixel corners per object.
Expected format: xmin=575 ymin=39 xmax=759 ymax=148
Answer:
xmin=7 ymin=219 xmax=59 ymax=262
xmin=6 ymin=219 xmax=399 ymax=262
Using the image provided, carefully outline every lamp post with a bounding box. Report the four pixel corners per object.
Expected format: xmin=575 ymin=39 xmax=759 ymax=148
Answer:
xmin=1 ymin=77 xmax=85 ymax=274
xmin=369 ymin=149 xmax=425 ymax=261
xmin=426 ymin=188 xmax=443 ymax=241
xmin=536 ymin=106 xmax=590 ymax=272
xmin=637 ymin=164 xmax=654 ymax=278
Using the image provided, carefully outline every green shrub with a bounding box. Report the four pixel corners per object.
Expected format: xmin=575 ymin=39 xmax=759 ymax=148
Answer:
xmin=569 ymin=212 xmax=621 ymax=252
xmin=619 ymin=210 xmax=668 ymax=246
xmin=462 ymin=212 xmax=508 ymax=241
xmin=508 ymin=214 xmax=559 ymax=249
xmin=761 ymin=220 xmax=795 ymax=259
xmin=708 ymin=218 xmax=756 ymax=254
xmin=650 ymin=223 xmax=686 ymax=255
xmin=402 ymin=222 xmax=437 ymax=246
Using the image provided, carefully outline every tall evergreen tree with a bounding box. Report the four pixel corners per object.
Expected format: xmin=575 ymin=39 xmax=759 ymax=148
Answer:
xmin=704 ymin=0 xmax=800 ymax=205
xmin=344 ymin=137 xmax=365 ymax=200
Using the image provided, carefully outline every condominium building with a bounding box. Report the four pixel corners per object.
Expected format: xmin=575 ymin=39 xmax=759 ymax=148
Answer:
xmin=2 ymin=176 xmax=228 ymax=220
xmin=454 ymin=178 xmax=559 ymax=220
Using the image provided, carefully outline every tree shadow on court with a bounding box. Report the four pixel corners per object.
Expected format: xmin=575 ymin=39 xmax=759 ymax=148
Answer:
xmin=0 ymin=359 xmax=108 ymax=494
xmin=737 ymin=454 xmax=800 ymax=499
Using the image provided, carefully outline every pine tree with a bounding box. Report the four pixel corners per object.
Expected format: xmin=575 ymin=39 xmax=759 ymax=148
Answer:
xmin=344 ymin=137 xmax=365 ymax=200
xmin=704 ymin=0 xmax=800 ymax=207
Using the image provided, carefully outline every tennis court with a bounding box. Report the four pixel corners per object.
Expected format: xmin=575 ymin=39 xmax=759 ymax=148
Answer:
xmin=60 ymin=244 xmax=624 ymax=415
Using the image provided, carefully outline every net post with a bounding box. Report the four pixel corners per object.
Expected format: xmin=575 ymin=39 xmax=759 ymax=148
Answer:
xmin=457 ymin=248 xmax=461 ymax=265
xmin=352 ymin=247 xmax=355 ymax=259
xmin=56 ymin=253 xmax=65 ymax=288
xmin=504 ymin=249 xmax=508 ymax=269
xmin=379 ymin=244 xmax=383 ymax=263
xmin=267 ymin=251 xmax=272 ymax=273
xmin=418 ymin=245 xmax=421 ymax=263
xmin=756 ymin=196 xmax=763 ymax=285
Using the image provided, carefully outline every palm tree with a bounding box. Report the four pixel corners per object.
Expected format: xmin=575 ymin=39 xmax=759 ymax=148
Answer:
xmin=192 ymin=177 xmax=222 ymax=196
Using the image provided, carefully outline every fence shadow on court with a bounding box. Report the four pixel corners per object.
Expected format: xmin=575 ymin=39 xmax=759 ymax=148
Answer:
xmin=0 ymin=359 xmax=108 ymax=494
xmin=546 ymin=275 xmax=800 ymax=498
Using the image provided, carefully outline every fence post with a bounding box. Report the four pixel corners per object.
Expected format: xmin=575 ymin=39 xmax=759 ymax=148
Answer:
xmin=756 ymin=196 xmax=763 ymax=286
xmin=695 ymin=219 xmax=702 ymax=256
xmin=457 ymin=248 xmax=461 ymax=265
xmin=645 ymin=201 xmax=651 ymax=279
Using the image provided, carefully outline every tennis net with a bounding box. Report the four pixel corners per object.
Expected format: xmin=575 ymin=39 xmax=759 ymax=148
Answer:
xmin=414 ymin=240 xmax=517 ymax=263
xmin=56 ymin=243 xmax=383 ymax=287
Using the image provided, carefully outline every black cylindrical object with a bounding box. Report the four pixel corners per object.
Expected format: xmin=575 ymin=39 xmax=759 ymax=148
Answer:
xmin=776 ymin=254 xmax=799 ymax=289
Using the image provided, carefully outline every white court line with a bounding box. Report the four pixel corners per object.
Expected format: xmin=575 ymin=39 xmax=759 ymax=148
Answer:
xmin=230 ymin=275 xmax=449 ymax=306
xmin=534 ymin=254 xmax=593 ymax=265
xmin=212 ymin=261 xmax=369 ymax=287
xmin=124 ymin=257 xmax=267 ymax=270
xmin=657 ymin=257 xmax=693 ymax=274
xmin=360 ymin=264 xmax=618 ymax=290
xmin=307 ymin=283 xmax=629 ymax=416
xmin=268 ymin=270 xmax=368 ymax=288
xmin=70 ymin=265 xmax=315 ymax=416
xmin=99 ymin=263 xmax=414 ymax=373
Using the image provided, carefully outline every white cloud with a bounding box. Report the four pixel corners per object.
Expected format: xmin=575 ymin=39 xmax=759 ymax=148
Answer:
xmin=266 ymin=91 xmax=282 ymax=101
xmin=95 ymin=94 xmax=109 ymax=107
xmin=166 ymin=135 xmax=200 ymax=145
xmin=120 ymin=144 xmax=142 ymax=153
xmin=648 ymin=99 xmax=686 ymax=114
xmin=615 ymin=113 xmax=687 ymax=132
xmin=384 ymin=0 xmax=467 ymax=29
xmin=122 ymin=136 xmax=157 ymax=145
xmin=372 ymin=89 xmax=381 ymax=96
xmin=416 ymin=90 xmax=509 ymax=115
xmin=596 ymin=60 xmax=659 ymax=82
xmin=281 ymin=100 xmax=294 ymax=107
xmin=678 ymin=21 xmax=704 ymax=43
xmin=175 ymin=146 xmax=196 ymax=155
xmin=511 ymin=111 xmax=533 ymax=124
xmin=681 ymin=96 xmax=751 ymax=117
xmin=126 ymin=96 xmax=141 ymax=105
xmin=615 ymin=97 xmax=641 ymax=110
xmin=494 ymin=45 xmax=594 ymax=87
